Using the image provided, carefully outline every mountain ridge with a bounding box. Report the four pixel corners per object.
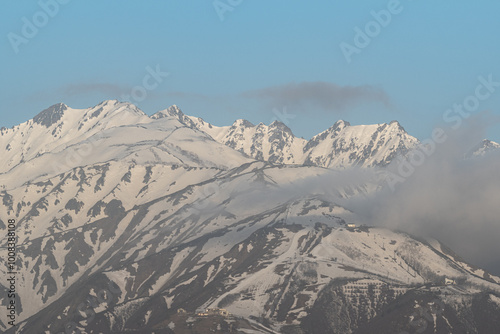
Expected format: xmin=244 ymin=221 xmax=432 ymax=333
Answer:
xmin=5 ymin=101 xmax=499 ymax=169
xmin=148 ymin=103 xmax=421 ymax=168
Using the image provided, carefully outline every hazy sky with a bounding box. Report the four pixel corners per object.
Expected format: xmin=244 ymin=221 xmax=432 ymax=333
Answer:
xmin=2 ymin=0 xmax=500 ymax=142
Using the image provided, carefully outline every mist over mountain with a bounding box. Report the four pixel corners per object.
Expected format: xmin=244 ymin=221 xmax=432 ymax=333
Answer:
xmin=1 ymin=101 xmax=499 ymax=333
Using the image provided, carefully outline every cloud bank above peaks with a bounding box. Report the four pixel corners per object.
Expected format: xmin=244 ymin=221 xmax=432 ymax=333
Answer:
xmin=241 ymin=81 xmax=392 ymax=113
xmin=61 ymin=83 xmax=127 ymax=97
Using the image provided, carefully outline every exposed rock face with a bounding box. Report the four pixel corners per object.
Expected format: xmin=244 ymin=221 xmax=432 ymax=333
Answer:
xmin=33 ymin=103 xmax=68 ymax=127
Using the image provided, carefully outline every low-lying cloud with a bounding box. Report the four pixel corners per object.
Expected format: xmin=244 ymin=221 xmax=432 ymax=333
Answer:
xmin=345 ymin=113 xmax=500 ymax=275
xmin=261 ymin=112 xmax=500 ymax=275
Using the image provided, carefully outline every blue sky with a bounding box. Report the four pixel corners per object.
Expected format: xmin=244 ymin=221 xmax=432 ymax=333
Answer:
xmin=2 ymin=0 xmax=500 ymax=141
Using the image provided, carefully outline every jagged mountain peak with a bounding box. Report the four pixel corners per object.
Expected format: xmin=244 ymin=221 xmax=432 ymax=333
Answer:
xmin=388 ymin=119 xmax=409 ymax=133
xmin=303 ymin=119 xmax=419 ymax=168
xmin=150 ymin=105 xmax=200 ymax=131
xmin=167 ymin=104 xmax=182 ymax=114
xmin=470 ymin=138 xmax=500 ymax=157
xmin=151 ymin=104 xmax=184 ymax=119
xmin=389 ymin=119 xmax=401 ymax=127
xmin=32 ymin=100 xmax=147 ymax=128
xmin=313 ymin=119 xmax=412 ymax=144
xmin=231 ymin=119 xmax=254 ymax=128
xmin=481 ymin=138 xmax=500 ymax=147
xmin=332 ymin=119 xmax=351 ymax=129
xmin=312 ymin=120 xmax=351 ymax=139
xmin=33 ymin=103 xmax=68 ymax=127
xmin=269 ymin=119 xmax=294 ymax=134
xmin=232 ymin=120 xmax=296 ymax=135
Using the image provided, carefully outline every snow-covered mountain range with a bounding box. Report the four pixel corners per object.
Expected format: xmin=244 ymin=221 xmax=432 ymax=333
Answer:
xmin=155 ymin=105 xmax=420 ymax=169
xmin=1 ymin=101 xmax=499 ymax=333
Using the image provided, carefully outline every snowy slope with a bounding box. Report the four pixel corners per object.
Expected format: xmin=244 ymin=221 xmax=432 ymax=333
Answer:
xmin=0 ymin=101 xmax=252 ymax=190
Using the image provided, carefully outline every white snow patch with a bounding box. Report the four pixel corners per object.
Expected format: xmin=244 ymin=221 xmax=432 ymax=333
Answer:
xmin=490 ymin=294 xmax=500 ymax=307
xmin=144 ymin=310 xmax=152 ymax=324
